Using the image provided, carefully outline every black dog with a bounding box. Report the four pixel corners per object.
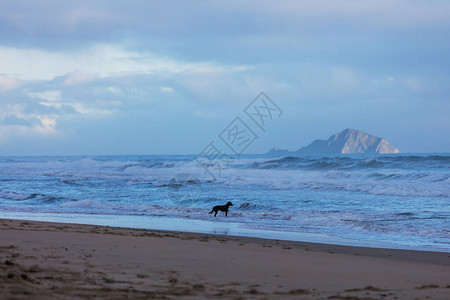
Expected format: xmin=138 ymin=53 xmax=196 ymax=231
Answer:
xmin=208 ymin=202 xmax=233 ymax=217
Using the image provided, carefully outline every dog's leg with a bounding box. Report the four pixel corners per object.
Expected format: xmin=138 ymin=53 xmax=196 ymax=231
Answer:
xmin=225 ymin=210 xmax=228 ymax=217
xmin=214 ymin=210 xmax=217 ymax=217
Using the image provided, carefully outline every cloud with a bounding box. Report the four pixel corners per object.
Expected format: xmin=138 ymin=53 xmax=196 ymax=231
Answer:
xmin=0 ymin=44 xmax=251 ymax=81
xmin=64 ymin=71 xmax=99 ymax=85
xmin=0 ymin=75 xmax=22 ymax=92
xmin=0 ymin=41 xmax=257 ymax=144
xmin=0 ymin=101 xmax=59 ymax=142
xmin=0 ymin=81 xmax=118 ymax=143
xmin=0 ymin=121 xmax=58 ymax=143
xmin=28 ymin=90 xmax=62 ymax=101
xmin=38 ymin=101 xmax=112 ymax=115
xmin=160 ymin=86 xmax=173 ymax=93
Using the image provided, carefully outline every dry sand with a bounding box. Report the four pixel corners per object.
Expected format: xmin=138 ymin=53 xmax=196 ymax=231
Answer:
xmin=0 ymin=218 xmax=449 ymax=299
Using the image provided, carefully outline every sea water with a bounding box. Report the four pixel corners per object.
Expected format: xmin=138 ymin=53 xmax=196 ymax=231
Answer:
xmin=0 ymin=154 xmax=448 ymax=251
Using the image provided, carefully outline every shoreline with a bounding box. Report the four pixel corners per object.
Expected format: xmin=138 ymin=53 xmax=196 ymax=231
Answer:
xmin=1 ymin=218 xmax=450 ymax=299
xmin=1 ymin=212 xmax=448 ymax=253
xmin=2 ymin=218 xmax=449 ymax=265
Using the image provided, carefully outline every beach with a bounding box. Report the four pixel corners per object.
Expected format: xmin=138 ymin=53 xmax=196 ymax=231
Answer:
xmin=1 ymin=219 xmax=449 ymax=299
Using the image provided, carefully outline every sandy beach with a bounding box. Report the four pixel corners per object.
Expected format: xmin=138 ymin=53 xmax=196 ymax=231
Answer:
xmin=0 ymin=219 xmax=449 ymax=299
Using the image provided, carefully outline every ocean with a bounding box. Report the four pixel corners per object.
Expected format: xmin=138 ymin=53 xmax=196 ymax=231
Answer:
xmin=0 ymin=154 xmax=449 ymax=251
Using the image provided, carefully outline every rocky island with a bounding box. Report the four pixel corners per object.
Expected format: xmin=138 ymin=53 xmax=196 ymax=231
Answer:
xmin=267 ymin=128 xmax=400 ymax=155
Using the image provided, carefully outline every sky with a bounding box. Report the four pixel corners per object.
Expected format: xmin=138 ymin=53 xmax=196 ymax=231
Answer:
xmin=0 ymin=0 xmax=449 ymax=155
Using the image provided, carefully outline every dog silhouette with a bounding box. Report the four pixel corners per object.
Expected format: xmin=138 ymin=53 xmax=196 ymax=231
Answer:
xmin=208 ymin=202 xmax=233 ymax=217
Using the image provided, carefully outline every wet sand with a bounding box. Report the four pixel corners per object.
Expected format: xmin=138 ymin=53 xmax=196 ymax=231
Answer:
xmin=1 ymin=218 xmax=449 ymax=299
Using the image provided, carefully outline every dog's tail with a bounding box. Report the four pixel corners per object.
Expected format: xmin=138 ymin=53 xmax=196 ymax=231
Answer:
xmin=208 ymin=210 xmax=213 ymax=214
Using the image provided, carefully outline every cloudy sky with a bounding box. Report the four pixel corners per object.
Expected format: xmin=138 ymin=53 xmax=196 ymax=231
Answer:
xmin=0 ymin=0 xmax=449 ymax=155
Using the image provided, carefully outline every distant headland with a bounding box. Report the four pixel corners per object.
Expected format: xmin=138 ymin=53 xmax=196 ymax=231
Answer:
xmin=267 ymin=128 xmax=400 ymax=155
